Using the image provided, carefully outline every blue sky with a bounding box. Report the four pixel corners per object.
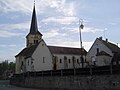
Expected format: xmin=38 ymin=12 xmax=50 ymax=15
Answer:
xmin=0 ymin=0 xmax=120 ymax=62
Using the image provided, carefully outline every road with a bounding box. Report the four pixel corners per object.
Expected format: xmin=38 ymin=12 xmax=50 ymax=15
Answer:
xmin=0 ymin=80 xmax=45 ymax=90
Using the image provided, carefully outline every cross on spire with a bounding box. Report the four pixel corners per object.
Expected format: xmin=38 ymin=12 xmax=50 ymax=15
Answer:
xmin=34 ymin=0 xmax=35 ymax=5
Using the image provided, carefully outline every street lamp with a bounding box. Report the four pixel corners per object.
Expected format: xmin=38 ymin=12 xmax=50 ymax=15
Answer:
xmin=79 ymin=19 xmax=84 ymax=68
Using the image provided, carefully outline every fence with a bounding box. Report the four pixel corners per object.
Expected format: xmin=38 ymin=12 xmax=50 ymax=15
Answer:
xmin=12 ymin=65 xmax=120 ymax=78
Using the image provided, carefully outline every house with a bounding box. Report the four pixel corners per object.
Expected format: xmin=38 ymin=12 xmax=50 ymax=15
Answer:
xmin=15 ymin=4 xmax=87 ymax=74
xmin=86 ymin=37 xmax=120 ymax=66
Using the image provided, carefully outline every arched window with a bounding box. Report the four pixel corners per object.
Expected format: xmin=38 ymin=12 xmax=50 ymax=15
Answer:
xmin=69 ymin=59 xmax=71 ymax=63
xmin=21 ymin=61 xmax=23 ymax=66
xmin=60 ymin=59 xmax=62 ymax=63
xmin=77 ymin=59 xmax=79 ymax=64
xmin=28 ymin=60 xmax=29 ymax=66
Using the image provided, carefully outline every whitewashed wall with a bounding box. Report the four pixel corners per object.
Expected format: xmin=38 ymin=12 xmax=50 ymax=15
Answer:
xmin=53 ymin=54 xmax=86 ymax=70
xmin=25 ymin=58 xmax=32 ymax=72
xmin=32 ymin=40 xmax=53 ymax=71
xmin=96 ymin=56 xmax=112 ymax=66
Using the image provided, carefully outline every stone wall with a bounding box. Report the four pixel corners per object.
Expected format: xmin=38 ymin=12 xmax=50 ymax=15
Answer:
xmin=10 ymin=75 xmax=120 ymax=90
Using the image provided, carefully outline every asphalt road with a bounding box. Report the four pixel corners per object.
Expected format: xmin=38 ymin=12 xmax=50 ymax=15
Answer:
xmin=0 ymin=80 xmax=45 ymax=90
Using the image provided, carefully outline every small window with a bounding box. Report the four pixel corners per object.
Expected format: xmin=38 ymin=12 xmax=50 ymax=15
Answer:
xmin=28 ymin=60 xmax=29 ymax=66
xmin=77 ymin=59 xmax=79 ymax=64
xmin=43 ymin=57 xmax=45 ymax=63
xmin=36 ymin=40 xmax=38 ymax=43
xmin=21 ymin=61 xmax=23 ymax=66
xmin=60 ymin=59 xmax=62 ymax=63
xmin=34 ymin=40 xmax=36 ymax=44
xmin=34 ymin=40 xmax=38 ymax=44
xmin=97 ymin=48 xmax=99 ymax=54
xmin=42 ymin=44 xmax=44 ymax=46
xmin=69 ymin=59 xmax=71 ymax=63
xmin=31 ymin=60 xmax=33 ymax=64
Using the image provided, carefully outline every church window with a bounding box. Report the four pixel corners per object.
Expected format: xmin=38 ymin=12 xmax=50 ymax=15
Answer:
xmin=34 ymin=40 xmax=35 ymax=44
xmin=68 ymin=59 xmax=71 ymax=63
xmin=34 ymin=40 xmax=38 ymax=44
xmin=72 ymin=57 xmax=76 ymax=63
xmin=36 ymin=40 xmax=38 ymax=43
xmin=28 ymin=60 xmax=29 ymax=66
xmin=77 ymin=59 xmax=79 ymax=64
xmin=60 ymin=59 xmax=62 ymax=63
xmin=43 ymin=57 xmax=45 ymax=63
xmin=21 ymin=61 xmax=23 ymax=66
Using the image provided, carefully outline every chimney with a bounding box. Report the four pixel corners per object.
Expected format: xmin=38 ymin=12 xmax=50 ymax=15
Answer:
xmin=106 ymin=38 xmax=108 ymax=43
xmin=117 ymin=43 xmax=118 ymax=47
xmin=99 ymin=37 xmax=102 ymax=40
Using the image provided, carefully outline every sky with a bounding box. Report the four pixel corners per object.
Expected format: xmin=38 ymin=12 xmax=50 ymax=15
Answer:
xmin=0 ymin=0 xmax=120 ymax=62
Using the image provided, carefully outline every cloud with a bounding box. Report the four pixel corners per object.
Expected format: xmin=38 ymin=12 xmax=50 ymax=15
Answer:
xmin=0 ymin=0 xmax=32 ymax=14
xmin=47 ymin=40 xmax=93 ymax=51
xmin=0 ymin=22 xmax=30 ymax=38
xmin=43 ymin=29 xmax=59 ymax=38
xmin=0 ymin=0 xmax=76 ymax=16
xmin=0 ymin=23 xmax=29 ymax=31
xmin=70 ymin=27 xmax=104 ymax=33
xmin=108 ymin=22 xmax=117 ymax=25
xmin=0 ymin=44 xmax=17 ymax=48
xmin=42 ymin=16 xmax=78 ymax=25
xmin=0 ymin=31 xmax=23 ymax=38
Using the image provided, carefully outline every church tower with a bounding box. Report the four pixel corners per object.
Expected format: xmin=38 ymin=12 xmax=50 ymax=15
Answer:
xmin=26 ymin=3 xmax=42 ymax=47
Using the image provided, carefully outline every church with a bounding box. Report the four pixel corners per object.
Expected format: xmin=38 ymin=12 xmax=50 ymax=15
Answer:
xmin=15 ymin=4 xmax=87 ymax=74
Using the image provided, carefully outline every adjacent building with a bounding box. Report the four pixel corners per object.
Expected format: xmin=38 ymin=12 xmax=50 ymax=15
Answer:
xmin=86 ymin=37 xmax=120 ymax=66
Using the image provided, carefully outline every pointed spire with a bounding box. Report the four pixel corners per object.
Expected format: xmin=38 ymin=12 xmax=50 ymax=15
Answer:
xmin=30 ymin=1 xmax=38 ymax=34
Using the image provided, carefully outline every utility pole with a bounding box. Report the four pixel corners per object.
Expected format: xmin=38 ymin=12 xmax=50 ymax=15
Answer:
xmin=79 ymin=19 xmax=84 ymax=68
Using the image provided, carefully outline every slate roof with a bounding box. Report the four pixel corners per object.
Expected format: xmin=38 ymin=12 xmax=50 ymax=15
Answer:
xmin=98 ymin=38 xmax=120 ymax=53
xmin=96 ymin=51 xmax=112 ymax=57
xmin=48 ymin=46 xmax=87 ymax=55
xmin=16 ymin=45 xmax=87 ymax=58
xmin=15 ymin=43 xmax=38 ymax=58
